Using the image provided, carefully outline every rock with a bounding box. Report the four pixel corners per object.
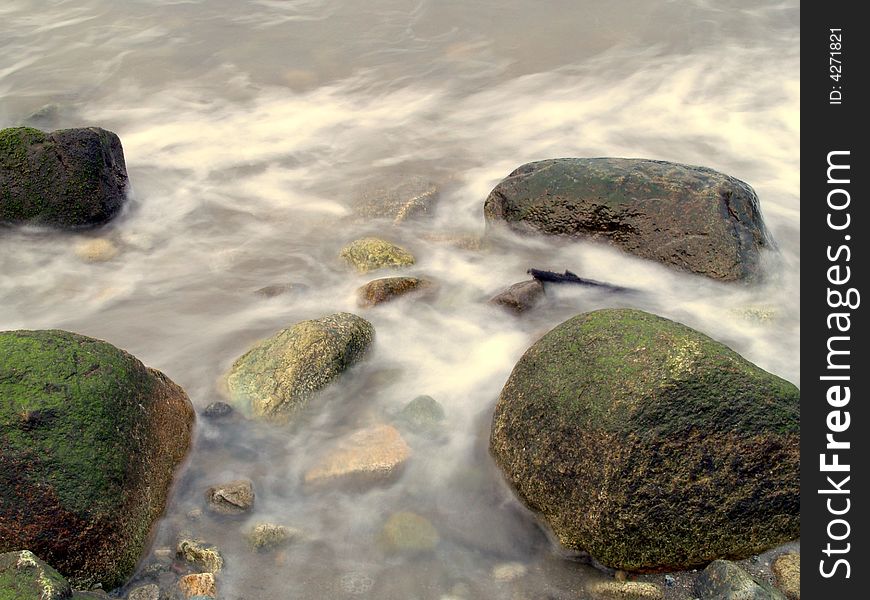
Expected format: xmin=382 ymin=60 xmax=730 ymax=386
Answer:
xmin=352 ymin=177 xmax=439 ymax=224
xmin=356 ymin=276 xmax=432 ymax=308
xmin=0 ymin=127 xmax=128 ymax=228
xmin=489 ymin=309 xmax=800 ymax=571
xmin=339 ymin=238 xmax=415 ymax=273
xmin=225 ymin=312 xmax=374 ymax=420
xmin=771 ymin=552 xmax=800 ymax=600
xmin=420 ymin=232 xmax=484 ymax=251
xmin=248 ymin=523 xmax=298 ymax=552
xmin=489 ymin=280 xmax=544 ymax=313
xmin=380 ymin=512 xmax=439 ymax=554
xmin=304 ymin=424 xmax=411 ymax=488
xmin=176 ymin=540 xmax=223 ymax=573
xmin=74 ymin=238 xmax=120 ymax=262
xmin=254 ymin=282 xmax=308 ymax=298
xmin=491 ymin=562 xmax=527 ymax=582
xmin=695 ymin=560 xmax=786 ymax=600
xmin=205 ymin=479 xmax=254 ymax=515
xmin=588 ymin=581 xmax=664 ymax=600
xmin=0 ymin=550 xmax=71 ymax=600
xmin=177 ymin=573 xmax=216 ymax=599
xmin=0 ymin=330 xmax=195 ymax=589
xmin=396 ymin=395 xmax=445 ymax=434
xmin=127 ymin=583 xmax=160 ymax=600
xmin=202 ymin=401 xmax=234 ymax=419
xmin=483 ymin=158 xmax=772 ymax=281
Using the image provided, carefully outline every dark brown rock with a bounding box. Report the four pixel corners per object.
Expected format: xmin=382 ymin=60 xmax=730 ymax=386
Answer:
xmin=357 ymin=277 xmax=433 ymax=308
xmin=489 ymin=280 xmax=544 ymax=313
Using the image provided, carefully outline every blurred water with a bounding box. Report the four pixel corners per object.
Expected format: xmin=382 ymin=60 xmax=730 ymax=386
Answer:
xmin=0 ymin=1 xmax=799 ymax=598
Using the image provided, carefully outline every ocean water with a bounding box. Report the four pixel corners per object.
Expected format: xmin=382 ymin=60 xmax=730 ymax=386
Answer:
xmin=0 ymin=1 xmax=799 ymax=598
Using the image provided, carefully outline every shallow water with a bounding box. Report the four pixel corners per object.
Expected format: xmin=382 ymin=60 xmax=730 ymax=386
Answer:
xmin=1 ymin=1 xmax=799 ymax=598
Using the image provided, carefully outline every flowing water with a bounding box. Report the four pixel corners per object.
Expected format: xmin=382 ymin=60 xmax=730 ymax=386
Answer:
xmin=0 ymin=1 xmax=799 ymax=598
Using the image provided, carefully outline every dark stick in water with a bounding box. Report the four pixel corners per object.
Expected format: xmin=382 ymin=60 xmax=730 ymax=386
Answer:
xmin=527 ymin=268 xmax=629 ymax=293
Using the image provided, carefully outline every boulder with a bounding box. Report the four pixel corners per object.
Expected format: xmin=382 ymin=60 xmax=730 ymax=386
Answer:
xmin=489 ymin=280 xmax=545 ymax=313
xmin=225 ymin=313 xmax=374 ymax=420
xmin=490 ymin=309 xmax=800 ymax=571
xmin=339 ymin=238 xmax=415 ymax=273
xmin=0 ymin=330 xmax=195 ymax=589
xmin=483 ymin=158 xmax=772 ymax=281
xmin=356 ymin=277 xmax=432 ymax=308
xmin=0 ymin=127 xmax=128 ymax=228
xmin=0 ymin=550 xmax=71 ymax=600
xmin=304 ymin=424 xmax=411 ymax=488
xmin=695 ymin=560 xmax=786 ymax=600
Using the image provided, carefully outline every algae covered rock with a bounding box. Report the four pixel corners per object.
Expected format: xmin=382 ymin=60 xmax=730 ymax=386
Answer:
xmin=176 ymin=540 xmax=223 ymax=574
xmin=0 ymin=127 xmax=128 ymax=228
xmin=225 ymin=312 xmax=374 ymax=420
xmin=339 ymin=238 xmax=415 ymax=273
xmin=0 ymin=550 xmax=71 ymax=600
xmin=396 ymin=395 xmax=445 ymax=434
xmin=490 ymin=309 xmax=799 ymax=571
xmin=483 ymin=158 xmax=772 ymax=281
xmin=357 ymin=276 xmax=432 ymax=308
xmin=0 ymin=330 xmax=195 ymax=589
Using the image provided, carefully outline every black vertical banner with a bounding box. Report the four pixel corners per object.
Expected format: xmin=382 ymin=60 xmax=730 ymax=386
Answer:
xmin=802 ymin=4 xmax=867 ymax=598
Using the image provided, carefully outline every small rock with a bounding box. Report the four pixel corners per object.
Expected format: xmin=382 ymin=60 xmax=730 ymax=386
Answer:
xmin=205 ymin=479 xmax=254 ymax=515
xmin=0 ymin=550 xmax=71 ymax=600
xmin=664 ymin=574 xmax=675 ymax=587
xmin=397 ymin=395 xmax=445 ymax=434
xmin=420 ymin=232 xmax=484 ymax=250
xmin=255 ymin=282 xmax=308 ymax=298
xmin=186 ymin=508 xmax=203 ymax=521
xmin=489 ymin=280 xmax=544 ymax=313
xmin=74 ymin=238 xmax=120 ymax=262
xmin=153 ymin=546 xmax=174 ymax=562
xmin=127 ymin=583 xmax=160 ymax=600
xmin=305 ymin=424 xmax=411 ymax=488
xmin=353 ymin=177 xmax=439 ymax=225
xmin=356 ymin=276 xmax=433 ymax=308
xmin=248 ymin=523 xmax=299 ymax=552
xmin=695 ymin=560 xmax=786 ymax=600
xmin=202 ymin=402 xmax=234 ymax=419
xmin=176 ymin=540 xmax=223 ymax=573
xmin=771 ymin=552 xmax=800 ymax=600
xmin=339 ymin=237 xmax=415 ymax=273
xmin=491 ymin=562 xmax=527 ymax=582
xmin=588 ymin=580 xmax=664 ymax=600
xmin=380 ymin=512 xmax=440 ymax=554
xmin=177 ymin=573 xmax=216 ymax=599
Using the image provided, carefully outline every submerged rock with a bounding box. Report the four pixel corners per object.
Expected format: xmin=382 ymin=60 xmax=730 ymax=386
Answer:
xmin=356 ymin=276 xmax=432 ymax=308
xmin=176 ymin=540 xmax=223 ymax=574
xmin=225 ymin=312 xmax=375 ymax=421
xmin=490 ymin=309 xmax=800 ymax=571
xmin=127 ymin=583 xmax=160 ymax=600
xmin=248 ymin=523 xmax=298 ymax=552
xmin=380 ymin=512 xmax=439 ymax=554
xmin=771 ymin=552 xmax=800 ymax=600
xmin=0 ymin=330 xmax=195 ymax=589
xmin=489 ymin=280 xmax=544 ymax=313
xmin=483 ymin=158 xmax=772 ymax=281
xmin=202 ymin=401 xmax=234 ymax=419
xmin=396 ymin=395 xmax=445 ymax=434
xmin=0 ymin=127 xmax=128 ymax=228
xmin=304 ymin=424 xmax=411 ymax=488
xmin=177 ymin=573 xmax=216 ymax=599
xmin=352 ymin=177 xmax=439 ymax=225
xmin=0 ymin=550 xmax=71 ymax=600
xmin=205 ymin=479 xmax=254 ymax=515
xmin=695 ymin=560 xmax=786 ymax=600
xmin=339 ymin=238 xmax=415 ymax=273
xmin=588 ymin=581 xmax=664 ymax=600
xmin=74 ymin=238 xmax=120 ymax=262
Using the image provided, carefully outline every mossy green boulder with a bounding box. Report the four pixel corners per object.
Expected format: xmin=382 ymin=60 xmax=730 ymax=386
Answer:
xmin=0 ymin=330 xmax=195 ymax=589
xmin=0 ymin=550 xmax=71 ymax=600
xmin=0 ymin=127 xmax=128 ymax=228
xmin=490 ymin=308 xmax=799 ymax=571
xmin=483 ymin=158 xmax=772 ymax=281
xmin=226 ymin=313 xmax=375 ymax=420
xmin=339 ymin=238 xmax=415 ymax=273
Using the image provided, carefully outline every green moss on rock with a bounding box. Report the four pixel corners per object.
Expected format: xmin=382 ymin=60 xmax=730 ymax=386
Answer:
xmin=490 ymin=309 xmax=799 ymax=571
xmin=339 ymin=238 xmax=415 ymax=273
xmin=0 ymin=550 xmax=71 ymax=600
xmin=226 ymin=313 xmax=375 ymax=420
xmin=483 ymin=158 xmax=772 ymax=281
xmin=0 ymin=126 xmax=128 ymax=228
xmin=0 ymin=330 xmax=195 ymax=589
